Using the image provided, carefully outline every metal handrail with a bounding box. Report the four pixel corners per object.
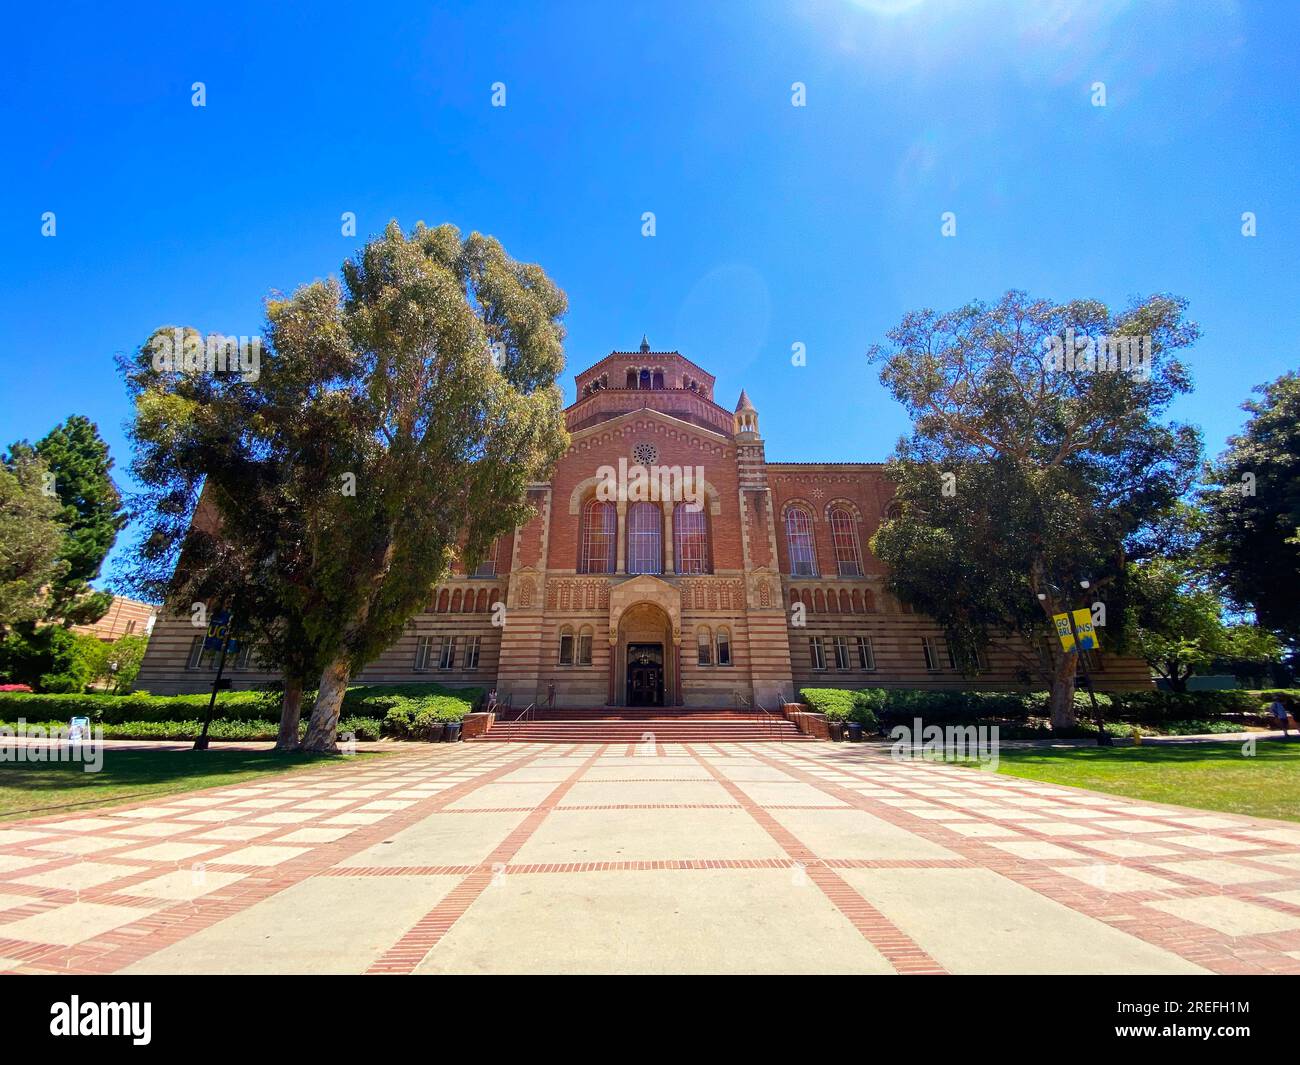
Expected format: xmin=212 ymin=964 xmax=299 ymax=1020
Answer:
xmin=512 ymin=701 xmax=536 ymax=725
xmin=735 ymin=689 xmax=783 ymax=742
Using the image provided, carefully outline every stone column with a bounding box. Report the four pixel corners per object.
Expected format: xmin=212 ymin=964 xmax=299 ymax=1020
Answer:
xmin=607 ymin=632 xmax=619 ymax=705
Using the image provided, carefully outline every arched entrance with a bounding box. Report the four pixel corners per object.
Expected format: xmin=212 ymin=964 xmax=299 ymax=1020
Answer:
xmin=611 ymin=600 xmax=679 ymax=707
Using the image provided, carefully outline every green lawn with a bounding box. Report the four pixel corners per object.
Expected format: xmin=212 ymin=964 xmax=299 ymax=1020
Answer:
xmin=0 ymin=749 xmax=377 ymax=822
xmin=977 ymin=740 xmax=1300 ymax=823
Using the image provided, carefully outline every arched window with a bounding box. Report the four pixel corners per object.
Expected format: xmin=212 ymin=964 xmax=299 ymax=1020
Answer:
xmin=577 ymin=625 xmax=593 ymax=666
xmin=627 ymin=501 xmax=662 ymax=574
xmin=830 ymin=507 xmax=862 ymax=577
xmin=814 ymin=589 xmax=827 ymax=613
xmin=785 ymin=506 xmax=817 ymax=576
xmin=476 ymin=589 xmax=489 ymax=612
xmin=673 ymin=503 xmax=710 ymax=574
xmin=716 ymin=626 xmax=732 ymax=666
xmin=839 ymin=590 xmax=852 ymax=613
xmin=626 ymin=369 xmax=637 ymax=389
xmin=697 ymin=625 xmax=713 ymax=666
xmin=863 ymin=589 xmax=877 ymax=613
xmin=639 ymin=368 xmax=651 ymax=389
xmin=450 ymin=589 xmax=462 ymax=612
xmin=652 ymin=370 xmax=664 ymax=389
xmin=558 ymin=625 xmax=575 ymax=665
xmin=462 ymin=590 xmax=476 ymax=613
xmin=580 ymin=498 xmax=616 ymax=574
xmin=436 ymin=589 xmax=449 ymax=613
xmin=851 ymin=589 xmax=863 ymax=613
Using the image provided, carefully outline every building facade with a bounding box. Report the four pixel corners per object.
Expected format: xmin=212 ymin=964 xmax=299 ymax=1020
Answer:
xmin=70 ymin=596 xmax=157 ymax=642
xmin=136 ymin=343 xmax=1151 ymax=703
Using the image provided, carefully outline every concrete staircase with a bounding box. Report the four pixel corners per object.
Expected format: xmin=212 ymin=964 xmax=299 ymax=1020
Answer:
xmin=474 ymin=707 xmax=811 ymax=743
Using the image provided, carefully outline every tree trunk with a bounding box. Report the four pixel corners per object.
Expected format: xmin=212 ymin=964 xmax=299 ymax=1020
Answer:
xmin=1048 ymin=652 xmax=1078 ymax=729
xmin=274 ymin=676 xmax=304 ymax=751
xmin=302 ymin=659 xmax=350 ymax=753
xmin=1168 ymin=671 xmax=1188 ymax=693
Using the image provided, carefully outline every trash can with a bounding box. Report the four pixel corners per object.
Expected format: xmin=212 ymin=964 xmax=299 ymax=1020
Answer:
xmin=846 ymin=721 xmax=863 ymax=742
xmin=444 ymin=721 xmax=463 ymax=742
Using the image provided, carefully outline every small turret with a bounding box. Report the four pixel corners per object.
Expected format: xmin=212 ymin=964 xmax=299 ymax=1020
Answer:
xmin=734 ymin=389 xmax=760 ymax=438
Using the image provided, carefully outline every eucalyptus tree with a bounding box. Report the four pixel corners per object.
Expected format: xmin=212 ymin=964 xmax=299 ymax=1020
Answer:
xmin=868 ymin=290 xmax=1201 ymax=726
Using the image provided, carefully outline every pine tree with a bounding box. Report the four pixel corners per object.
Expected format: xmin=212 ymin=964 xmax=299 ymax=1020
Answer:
xmin=6 ymin=416 xmax=127 ymax=625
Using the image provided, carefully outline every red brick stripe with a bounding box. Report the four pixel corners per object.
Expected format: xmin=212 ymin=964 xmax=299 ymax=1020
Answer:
xmin=365 ymin=744 xmax=610 ymax=974
xmin=682 ymin=744 xmax=946 ymax=975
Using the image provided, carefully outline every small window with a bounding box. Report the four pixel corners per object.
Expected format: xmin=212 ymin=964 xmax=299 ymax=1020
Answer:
xmin=559 ymin=626 xmax=574 ymax=665
xmin=188 ymin=634 xmax=222 ymax=671
xmin=473 ymin=540 xmax=497 ymax=578
xmin=832 ymin=636 xmax=850 ymax=671
xmin=697 ymin=626 xmax=713 ymax=666
xmin=124 ymin=619 xmax=137 ymax=635
xmin=577 ymin=627 xmax=593 ymax=666
xmin=716 ymin=627 xmax=732 ymax=667
xmin=414 ymin=635 xmax=434 ymax=672
xmin=945 ymin=641 xmax=957 ymax=670
xmin=856 ymin=636 xmax=876 ymax=671
xmin=809 ymin=636 xmax=826 ymax=671
xmin=463 ymin=636 xmax=481 ymax=671
xmin=185 ymin=635 xmax=208 ymax=671
xmin=438 ymin=636 xmax=456 ymax=670
xmin=922 ymin=637 xmax=941 ymax=672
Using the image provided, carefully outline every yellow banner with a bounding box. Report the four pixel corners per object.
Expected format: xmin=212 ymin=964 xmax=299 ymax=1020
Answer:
xmin=1054 ymin=609 xmax=1101 ymax=652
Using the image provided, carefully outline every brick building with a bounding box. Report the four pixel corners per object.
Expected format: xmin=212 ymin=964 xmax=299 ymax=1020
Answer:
xmin=136 ymin=342 xmax=1151 ymax=703
xmin=70 ymin=596 xmax=157 ymax=642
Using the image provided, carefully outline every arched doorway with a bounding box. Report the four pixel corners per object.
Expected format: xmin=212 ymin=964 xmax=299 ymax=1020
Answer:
xmin=613 ymin=600 xmax=677 ymax=707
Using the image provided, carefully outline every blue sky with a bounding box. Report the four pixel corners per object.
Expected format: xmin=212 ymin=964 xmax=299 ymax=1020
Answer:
xmin=3 ymin=0 xmax=1298 ymax=588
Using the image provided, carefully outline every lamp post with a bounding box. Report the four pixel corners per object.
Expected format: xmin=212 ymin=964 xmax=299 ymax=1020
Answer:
xmin=1039 ymin=579 xmax=1111 ymax=747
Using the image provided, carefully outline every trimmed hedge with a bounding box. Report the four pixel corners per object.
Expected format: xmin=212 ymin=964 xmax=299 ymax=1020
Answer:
xmin=797 ymin=687 xmax=1276 ymax=737
xmin=0 ymin=717 xmax=385 ymax=742
xmin=0 ymin=690 xmax=280 ymax=724
xmin=0 ymin=681 xmax=483 ymax=733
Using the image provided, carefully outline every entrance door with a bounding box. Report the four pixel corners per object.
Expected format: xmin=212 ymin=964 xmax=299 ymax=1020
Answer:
xmin=626 ymin=643 xmax=665 ymax=707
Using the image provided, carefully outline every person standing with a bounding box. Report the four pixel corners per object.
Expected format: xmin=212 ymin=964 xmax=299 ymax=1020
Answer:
xmin=1268 ymin=696 xmax=1295 ymax=738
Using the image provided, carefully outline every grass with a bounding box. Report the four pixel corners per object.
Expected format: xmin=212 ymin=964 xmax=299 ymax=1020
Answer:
xmin=0 ymin=748 xmax=378 ymax=822
xmin=974 ymin=740 xmax=1300 ymax=823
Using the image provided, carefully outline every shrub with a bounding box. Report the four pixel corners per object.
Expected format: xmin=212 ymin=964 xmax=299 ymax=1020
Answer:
xmin=1156 ymin=718 xmax=1253 ymax=736
xmin=799 ymin=688 xmax=880 ymax=729
xmin=338 ymin=717 xmax=383 ymax=742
